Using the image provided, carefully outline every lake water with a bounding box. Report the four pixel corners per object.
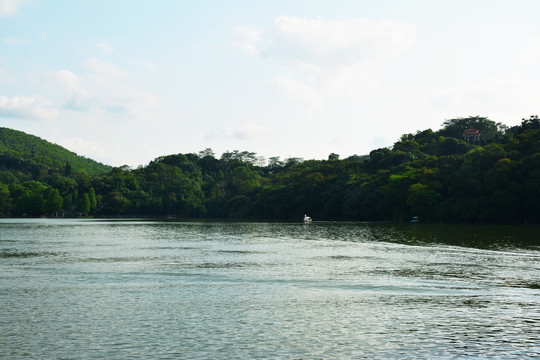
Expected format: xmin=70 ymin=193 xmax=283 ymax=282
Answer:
xmin=1 ymin=219 xmax=539 ymax=359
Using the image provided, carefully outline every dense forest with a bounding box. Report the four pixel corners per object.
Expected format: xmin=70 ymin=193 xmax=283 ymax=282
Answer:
xmin=1 ymin=115 xmax=539 ymax=223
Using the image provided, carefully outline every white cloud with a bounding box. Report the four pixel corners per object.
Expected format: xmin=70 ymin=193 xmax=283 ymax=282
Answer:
xmin=270 ymin=16 xmax=416 ymax=67
xmin=232 ymin=26 xmax=261 ymax=54
xmin=0 ymin=0 xmax=26 ymax=16
xmin=45 ymin=60 xmax=160 ymax=118
xmin=0 ymin=95 xmax=58 ymax=120
xmin=429 ymin=76 xmax=539 ymax=122
xmin=63 ymin=95 xmax=93 ymax=112
xmin=521 ymin=35 xmax=540 ymax=60
xmin=204 ymin=123 xmax=268 ymax=142
xmin=102 ymin=104 xmax=128 ymax=114
xmin=240 ymin=16 xmax=416 ymax=107
xmin=130 ymin=58 xmax=156 ymax=71
xmin=48 ymin=70 xmax=80 ymax=91
xmin=134 ymin=92 xmax=161 ymax=110
xmin=84 ymin=58 xmax=125 ymax=78
xmin=226 ymin=123 xmax=267 ymax=140
xmin=273 ymin=77 xmax=322 ymax=108
xmin=1 ymin=62 xmax=158 ymax=121
xmin=2 ymin=37 xmax=27 ymax=45
xmin=96 ymin=42 xmax=114 ymax=55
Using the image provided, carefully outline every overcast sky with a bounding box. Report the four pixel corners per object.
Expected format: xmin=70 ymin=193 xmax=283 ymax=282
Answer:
xmin=1 ymin=0 xmax=539 ymax=167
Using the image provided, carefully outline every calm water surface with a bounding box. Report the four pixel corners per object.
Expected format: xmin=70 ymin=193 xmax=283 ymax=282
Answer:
xmin=1 ymin=219 xmax=539 ymax=359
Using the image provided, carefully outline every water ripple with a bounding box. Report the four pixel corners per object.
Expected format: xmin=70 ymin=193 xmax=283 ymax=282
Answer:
xmin=1 ymin=219 xmax=539 ymax=359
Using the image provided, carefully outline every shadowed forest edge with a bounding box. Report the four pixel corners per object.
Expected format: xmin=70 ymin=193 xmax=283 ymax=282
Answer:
xmin=1 ymin=115 xmax=539 ymax=223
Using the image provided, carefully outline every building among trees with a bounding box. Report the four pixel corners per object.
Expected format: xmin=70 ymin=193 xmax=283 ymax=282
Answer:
xmin=463 ymin=127 xmax=481 ymax=143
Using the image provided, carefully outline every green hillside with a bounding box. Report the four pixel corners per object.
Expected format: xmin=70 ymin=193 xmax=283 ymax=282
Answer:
xmin=0 ymin=127 xmax=111 ymax=175
xmin=1 ymin=116 xmax=539 ymax=223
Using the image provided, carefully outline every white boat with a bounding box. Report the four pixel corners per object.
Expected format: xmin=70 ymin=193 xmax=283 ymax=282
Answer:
xmin=304 ymin=215 xmax=312 ymax=223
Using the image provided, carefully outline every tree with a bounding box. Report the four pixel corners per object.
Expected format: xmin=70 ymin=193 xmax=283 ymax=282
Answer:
xmin=267 ymin=157 xmax=284 ymax=173
xmin=88 ymin=187 xmax=97 ymax=212
xmin=64 ymin=161 xmax=72 ymax=176
xmin=300 ymin=172 xmax=324 ymax=191
xmin=63 ymin=194 xmax=73 ymax=213
xmin=79 ymin=193 xmax=90 ymax=215
xmin=198 ymin=148 xmax=215 ymax=158
xmin=328 ymin=153 xmax=340 ymax=161
xmin=512 ymin=115 xmax=540 ymax=134
xmin=45 ymin=188 xmax=63 ymax=215
xmin=0 ymin=184 xmax=11 ymax=215
xmin=406 ymin=183 xmax=443 ymax=220
xmin=439 ymin=116 xmax=503 ymax=142
xmin=12 ymin=181 xmax=47 ymax=216
xmin=284 ymin=157 xmax=303 ymax=167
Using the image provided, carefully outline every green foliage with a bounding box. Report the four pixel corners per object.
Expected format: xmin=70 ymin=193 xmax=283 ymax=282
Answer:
xmin=88 ymin=188 xmax=97 ymax=212
xmin=406 ymin=183 xmax=443 ymax=220
xmin=45 ymin=188 xmax=63 ymax=214
xmin=12 ymin=181 xmax=47 ymax=216
xmin=0 ymin=183 xmax=11 ymax=215
xmin=79 ymin=193 xmax=91 ymax=215
xmin=438 ymin=116 xmax=504 ymax=142
xmin=1 ymin=120 xmax=539 ymax=224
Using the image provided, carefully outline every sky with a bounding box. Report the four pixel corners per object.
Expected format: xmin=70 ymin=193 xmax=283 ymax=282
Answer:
xmin=1 ymin=0 xmax=539 ymax=167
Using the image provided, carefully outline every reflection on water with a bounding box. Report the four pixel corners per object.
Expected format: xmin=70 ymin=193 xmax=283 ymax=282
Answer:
xmin=1 ymin=219 xmax=539 ymax=359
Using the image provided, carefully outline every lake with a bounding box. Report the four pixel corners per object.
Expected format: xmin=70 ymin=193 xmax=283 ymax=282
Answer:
xmin=1 ymin=219 xmax=539 ymax=359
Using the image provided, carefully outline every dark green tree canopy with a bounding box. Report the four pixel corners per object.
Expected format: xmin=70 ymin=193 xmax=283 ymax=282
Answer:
xmin=1 ymin=116 xmax=539 ymax=224
xmin=438 ymin=116 xmax=504 ymax=141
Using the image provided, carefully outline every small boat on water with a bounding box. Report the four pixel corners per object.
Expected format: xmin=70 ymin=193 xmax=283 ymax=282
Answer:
xmin=304 ymin=215 xmax=312 ymax=223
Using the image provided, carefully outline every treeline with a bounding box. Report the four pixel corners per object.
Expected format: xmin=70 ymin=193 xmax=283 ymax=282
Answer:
xmin=1 ymin=116 xmax=539 ymax=223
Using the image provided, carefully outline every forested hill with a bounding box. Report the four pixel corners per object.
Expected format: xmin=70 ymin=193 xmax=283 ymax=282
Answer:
xmin=1 ymin=116 xmax=539 ymax=224
xmin=0 ymin=127 xmax=111 ymax=175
